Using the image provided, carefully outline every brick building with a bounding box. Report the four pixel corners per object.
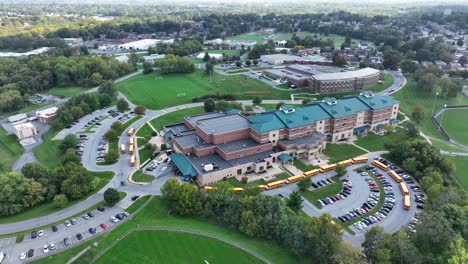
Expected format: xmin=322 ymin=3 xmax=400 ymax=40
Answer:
xmin=166 ymin=91 xmax=398 ymax=185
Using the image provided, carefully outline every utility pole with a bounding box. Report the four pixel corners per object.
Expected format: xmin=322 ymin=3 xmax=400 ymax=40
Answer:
xmin=431 ymin=92 xmax=439 ymax=116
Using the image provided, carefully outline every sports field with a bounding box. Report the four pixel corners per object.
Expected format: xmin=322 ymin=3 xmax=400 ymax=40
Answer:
xmin=436 ymin=108 xmax=468 ymax=146
xmin=393 ymin=79 xmax=468 ymax=152
xmin=448 ymin=156 xmax=468 ymax=190
xmin=117 ymin=71 xmax=304 ymax=110
xmin=226 ymin=33 xmax=267 ymax=41
xmin=95 ymin=230 xmax=264 ymax=264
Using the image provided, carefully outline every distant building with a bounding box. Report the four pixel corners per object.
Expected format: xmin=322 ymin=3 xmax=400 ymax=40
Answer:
xmin=260 ymin=54 xmax=333 ymax=66
xmin=0 ymin=47 xmax=49 ymax=58
xmin=8 ymin=113 xmax=28 ymax=124
xmin=63 ymin=38 xmax=83 ymax=46
xmin=14 ymin=123 xmax=38 ymax=139
xmin=36 ymin=107 xmax=58 ymax=124
xmin=115 ymin=55 xmax=129 ymax=63
xmin=117 ymin=39 xmax=174 ymax=51
xmin=142 ymin=54 xmax=166 ymax=63
xmin=196 ymin=53 xmax=224 ymax=60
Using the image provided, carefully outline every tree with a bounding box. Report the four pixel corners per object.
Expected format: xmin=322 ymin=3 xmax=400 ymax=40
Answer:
xmin=105 ymin=129 xmax=118 ymax=141
xmin=302 ymin=98 xmax=311 ymax=105
xmin=235 ymin=61 xmax=242 ymax=67
xmin=161 ymin=179 xmax=203 ymax=216
xmin=332 ymin=241 xmax=366 ymax=264
xmin=241 ymin=176 xmax=248 ymax=184
xmin=89 ymin=72 xmax=103 ymax=86
xmin=458 ymin=56 xmax=467 ymax=66
xmin=98 ymin=81 xmax=117 ymax=97
xmin=298 ymin=177 xmax=311 ymax=192
xmin=332 ymin=53 xmax=347 ymax=66
xmin=275 ymin=102 xmax=285 ymax=109
xmin=116 ymin=98 xmax=129 ymax=112
xmin=253 ymin=59 xmax=258 ymax=66
xmin=384 ymin=124 xmax=396 ymax=134
xmin=205 ymin=62 xmax=214 ymax=75
xmin=21 ymin=163 xmax=50 ymax=181
xmin=99 ymin=93 xmax=112 ymax=107
xmin=245 ymin=60 xmax=252 ymax=67
xmin=204 ymin=98 xmax=216 ymax=112
xmin=243 ymin=185 xmax=261 ymax=196
xmin=344 ymin=35 xmax=352 ymax=46
xmin=456 ymin=39 xmax=464 ymax=47
xmin=416 ymin=73 xmax=436 ymax=94
xmin=286 ymin=191 xmax=303 ymax=212
xmin=160 ymin=144 xmax=167 ymax=151
xmin=400 ymin=59 xmax=418 ymax=74
xmin=411 ymin=105 xmax=425 ymax=123
xmin=59 ymin=134 xmax=79 ymax=154
xmin=448 ymin=236 xmax=468 ymax=264
xmin=142 ymin=61 xmax=153 ymax=74
xmin=134 ymin=105 xmax=146 ymax=115
xmin=252 ymin=96 xmax=262 ymax=105
xmin=62 ymin=149 xmax=81 ymax=165
xmin=0 ymin=172 xmax=42 ymax=216
xmin=203 ymin=52 xmax=210 ymax=62
xmin=129 ymin=52 xmax=139 ymax=66
xmin=406 ymin=122 xmax=420 ymax=138
xmin=362 ymin=226 xmax=391 ymax=264
xmin=215 ymin=100 xmax=231 ymax=112
xmin=104 ymin=188 xmax=120 ymax=205
xmin=105 ymin=149 xmax=119 ymax=164
xmin=53 ymin=194 xmax=68 ymax=208
xmin=335 ymin=164 xmax=347 ymax=177
xmin=61 ymin=163 xmax=96 ymax=200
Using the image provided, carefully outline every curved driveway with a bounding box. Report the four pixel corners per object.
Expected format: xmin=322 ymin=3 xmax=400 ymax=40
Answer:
xmin=0 ymin=69 xmax=407 ymax=237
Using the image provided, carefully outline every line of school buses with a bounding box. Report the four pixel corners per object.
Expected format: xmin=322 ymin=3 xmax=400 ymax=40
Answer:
xmin=204 ymin=156 xmax=370 ymax=193
xmin=371 ymin=159 xmax=411 ymax=210
xmin=121 ymin=127 xmax=136 ymax=166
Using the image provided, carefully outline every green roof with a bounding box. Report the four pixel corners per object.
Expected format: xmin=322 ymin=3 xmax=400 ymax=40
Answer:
xmin=278 ymin=153 xmax=293 ymax=161
xmin=170 ymin=153 xmax=198 ymax=177
xmin=248 ymin=113 xmax=286 ymax=133
xmin=319 ymin=97 xmax=370 ymax=118
xmin=357 ymin=93 xmax=399 ymax=110
xmin=164 ymin=131 xmax=174 ymax=139
xmin=275 ymin=104 xmax=331 ymax=129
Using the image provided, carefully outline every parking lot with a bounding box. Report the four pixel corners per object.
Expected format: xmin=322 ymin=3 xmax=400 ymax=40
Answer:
xmin=4 ymin=205 xmax=129 ymax=263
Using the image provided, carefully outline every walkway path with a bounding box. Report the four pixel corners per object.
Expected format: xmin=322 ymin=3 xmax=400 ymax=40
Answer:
xmin=350 ymin=143 xmax=371 ymax=153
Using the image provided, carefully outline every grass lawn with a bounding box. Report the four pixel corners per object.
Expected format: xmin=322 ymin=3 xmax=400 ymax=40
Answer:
xmin=393 ymin=78 xmax=468 ymax=152
xmin=293 ymin=159 xmax=319 ymax=172
xmin=136 ymin=123 xmax=154 ymax=138
xmin=447 ymin=156 xmax=468 ymax=190
xmin=138 ymin=148 xmax=154 ymax=163
xmin=33 ymin=197 xmax=304 ymax=264
xmin=225 ymin=172 xmax=291 ymax=188
xmin=150 ymin=106 xmax=205 ymax=131
xmin=0 ymin=171 xmax=113 ymax=226
xmin=354 ymin=128 xmax=408 ymax=152
xmin=301 ymin=176 xmax=342 ymax=208
xmin=370 ymin=73 xmax=393 ymax=93
xmin=226 ymin=33 xmax=267 ymax=41
xmin=271 ymin=32 xmax=367 ymax=47
xmin=47 ymin=87 xmax=89 ymax=98
xmin=126 ymin=195 xmax=151 ymax=214
xmin=118 ymin=70 xmax=305 ymax=110
xmin=323 ymin=144 xmax=367 ymax=164
xmin=95 ymin=230 xmax=264 ymax=264
xmin=132 ymin=170 xmax=154 ymax=182
xmin=0 ymin=127 xmax=24 ymax=173
xmin=436 ymin=108 xmax=468 ymax=146
xmin=33 ymin=130 xmax=62 ymax=169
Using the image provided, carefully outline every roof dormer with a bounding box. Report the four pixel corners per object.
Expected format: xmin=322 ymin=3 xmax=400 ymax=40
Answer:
xmin=323 ymin=97 xmax=337 ymax=106
xmin=360 ymin=91 xmax=374 ymax=98
xmin=280 ymin=104 xmax=296 ymax=114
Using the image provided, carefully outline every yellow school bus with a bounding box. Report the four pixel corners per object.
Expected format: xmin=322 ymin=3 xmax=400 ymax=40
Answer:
xmin=286 ymin=175 xmax=304 ymax=184
xmin=258 ymin=185 xmax=267 ymax=191
xmin=320 ymin=164 xmax=337 ymax=173
xmin=266 ymin=180 xmax=286 ymax=190
xmin=130 ymin=155 xmax=135 ymax=166
xmin=337 ymin=159 xmax=353 ymax=166
xmin=129 ymin=137 xmax=134 ymax=146
xmin=400 ymin=182 xmax=409 ymax=195
xmin=388 ymin=170 xmax=403 ymax=183
xmin=304 ymin=169 xmax=320 ymax=178
xmin=128 ymin=127 xmax=135 ymax=136
xmin=404 ymin=195 xmax=411 ymax=210
xmin=129 ymin=144 xmax=134 ymax=154
xmin=352 ymin=156 xmax=369 ymax=164
xmin=120 ymin=144 xmax=126 ymax=154
xmin=204 ymin=186 xmax=215 ymax=191
xmin=372 ymin=160 xmax=388 ymax=171
xmin=232 ymin=187 xmax=244 ymax=193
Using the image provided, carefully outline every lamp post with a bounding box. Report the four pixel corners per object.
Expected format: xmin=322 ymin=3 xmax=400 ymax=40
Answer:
xmin=431 ymin=91 xmax=439 ymax=116
xmin=440 ymin=104 xmax=447 ymax=128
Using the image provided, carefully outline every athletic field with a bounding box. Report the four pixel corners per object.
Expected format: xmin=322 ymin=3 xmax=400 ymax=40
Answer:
xmin=436 ymin=108 xmax=468 ymax=146
xmin=95 ymin=230 xmax=264 ymax=264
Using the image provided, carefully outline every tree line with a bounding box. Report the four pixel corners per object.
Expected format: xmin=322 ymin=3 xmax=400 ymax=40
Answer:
xmin=149 ymin=39 xmax=203 ymax=57
xmin=161 ymin=179 xmax=365 ymax=264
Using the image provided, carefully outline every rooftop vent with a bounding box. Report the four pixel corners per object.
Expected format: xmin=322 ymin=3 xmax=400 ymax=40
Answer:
xmin=323 ymin=97 xmax=337 ymax=105
xmin=360 ymin=91 xmax=374 ymax=98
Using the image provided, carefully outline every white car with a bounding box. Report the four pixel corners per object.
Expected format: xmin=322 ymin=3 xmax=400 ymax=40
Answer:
xmin=43 ymin=244 xmax=49 ymax=254
xmin=20 ymin=252 xmax=26 ymax=260
xmin=49 ymin=243 xmax=56 ymax=251
xmin=38 ymin=230 xmax=44 ymax=237
xmin=110 ymin=216 xmax=119 ymax=223
xmin=64 ymin=220 xmax=71 ymax=227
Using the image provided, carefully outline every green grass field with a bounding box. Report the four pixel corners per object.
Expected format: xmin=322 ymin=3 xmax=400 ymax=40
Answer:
xmin=226 ymin=33 xmax=267 ymax=41
xmin=47 ymin=87 xmax=89 ymax=98
xmin=0 ymin=127 xmax=24 ymax=173
xmin=118 ymin=71 xmax=303 ymax=110
xmin=271 ymin=32 xmax=367 ymax=47
xmin=136 ymin=123 xmax=154 ymax=138
xmin=393 ymin=79 xmax=468 ymax=152
xmin=436 ymin=108 xmax=468 ymax=146
xmin=323 ymin=144 xmax=367 ymax=163
xmin=150 ymin=106 xmax=205 ymax=131
xmin=301 ymin=176 xmax=342 ymax=208
xmin=354 ymin=128 xmax=408 ymax=152
xmin=203 ymin=49 xmax=240 ymax=56
xmin=293 ymin=159 xmax=319 ymax=172
xmin=33 ymin=130 xmax=62 ymax=169
xmin=95 ymin=230 xmax=264 ymax=264
xmin=33 ymin=197 xmax=303 ymax=264
xmin=138 ymin=148 xmax=154 ymax=163
xmin=126 ymin=195 xmax=151 ymax=214
xmin=0 ymin=171 xmax=113 ymax=225
xmin=448 ymin=156 xmax=468 ymax=190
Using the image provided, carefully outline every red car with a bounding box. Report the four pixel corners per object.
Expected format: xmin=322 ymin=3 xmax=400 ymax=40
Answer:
xmin=100 ymin=223 xmax=108 ymax=229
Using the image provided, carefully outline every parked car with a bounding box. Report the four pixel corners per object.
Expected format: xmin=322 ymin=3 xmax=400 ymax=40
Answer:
xmin=97 ymin=207 xmax=106 ymax=212
xmin=64 ymin=220 xmax=71 ymax=227
xmin=132 ymin=195 xmax=140 ymax=201
xmin=49 ymin=243 xmax=56 ymax=251
xmin=89 ymin=227 xmax=97 ymax=234
xmin=110 ymin=216 xmax=119 ymax=223
xmin=27 ymin=249 xmax=34 ymax=258
xmin=43 ymin=244 xmax=49 ymax=254
xmin=100 ymin=223 xmax=108 ymax=229
xmin=38 ymin=230 xmax=44 ymax=237
xmin=31 ymin=231 xmax=37 ymax=239
xmin=64 ymin=237 xmax=71 ymax=246
xmin=51 ymin=225 xmax=58 ymax=232
xmin=20 ymin=252 xmax=26 ymax=260
xmin=76 ymin=233 xmax=83 ymax=240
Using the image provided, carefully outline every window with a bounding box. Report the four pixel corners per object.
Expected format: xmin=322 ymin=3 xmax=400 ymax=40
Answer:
xmin=272 ymin=134 xmax=276 ymax=137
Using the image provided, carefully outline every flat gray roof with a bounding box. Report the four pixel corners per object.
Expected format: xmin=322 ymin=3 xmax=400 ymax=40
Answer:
xmin=185 ymin=112 xmax=226 ymax=127
xmin=264 ymin=68 xmax=310 ymax=81
xmin=166 ymin=123 xmax=192 ymax=135
xmin=197 ymin=114 xmax=250 ymax=135
xmin=312 ymin=67 xmax=380 ymax=81
xmin=173 ymin=133 xmax=214 ymax=149
xmin=217 ymin=138 xmax=263 ymax=154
